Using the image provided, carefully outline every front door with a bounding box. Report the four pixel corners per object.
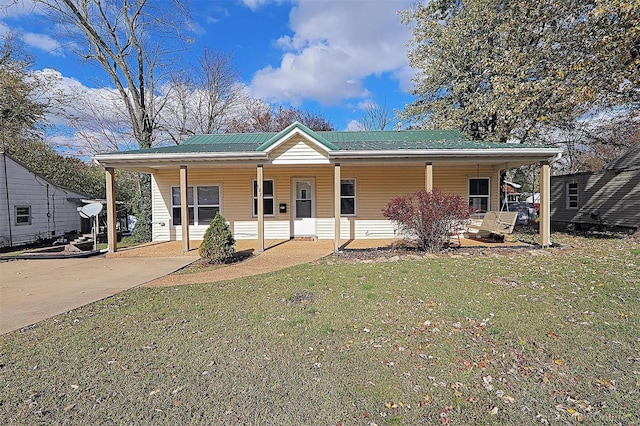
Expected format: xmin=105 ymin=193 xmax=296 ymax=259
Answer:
xmin=292 ymin=178 xmax=315 ymax=236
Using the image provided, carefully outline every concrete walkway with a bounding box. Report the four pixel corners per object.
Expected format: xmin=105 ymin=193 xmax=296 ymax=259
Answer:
xmin=143 ymin=239 xmax=335 ymax=287
xmin=0 ymin=255 xmax=197 ymax=334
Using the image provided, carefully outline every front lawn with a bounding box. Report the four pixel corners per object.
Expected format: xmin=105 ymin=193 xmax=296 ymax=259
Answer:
xmin=1 ymin=234 xmax=638 ymax=424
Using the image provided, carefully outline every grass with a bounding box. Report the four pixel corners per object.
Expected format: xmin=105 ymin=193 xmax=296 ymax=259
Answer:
xmin=96 ymin=236 xmax=142 ymax=251
xmin=0 ymin=233 xmax=638 ymax=424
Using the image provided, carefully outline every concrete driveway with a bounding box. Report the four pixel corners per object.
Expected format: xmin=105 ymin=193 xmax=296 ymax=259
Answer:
xmin=0 ymin=254 xmax=197 ymax=334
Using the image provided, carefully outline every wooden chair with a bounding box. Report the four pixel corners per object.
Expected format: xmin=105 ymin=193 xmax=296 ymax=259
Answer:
xmin=467 ymin=211 xmax=518 ymax=242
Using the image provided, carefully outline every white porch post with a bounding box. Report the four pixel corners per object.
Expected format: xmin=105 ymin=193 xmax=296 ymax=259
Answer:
xmin=334 ymin=163 xmax=341 ymax=253
xmin=257 ymin=164 xmax=264 ymax=253
xmin=105 ymin=167 xmax=117 ymax=253
xmin=180 ymin=165 xmax=190 ymax=253
xmin=425 ymin=162 xmax=433 ymax=192
xmin=539 ymin=160 xmax=551 ymax=247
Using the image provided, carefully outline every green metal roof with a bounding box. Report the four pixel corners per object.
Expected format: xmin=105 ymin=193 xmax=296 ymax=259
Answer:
xmin=109 ymin=123 xmax=552 ymax=155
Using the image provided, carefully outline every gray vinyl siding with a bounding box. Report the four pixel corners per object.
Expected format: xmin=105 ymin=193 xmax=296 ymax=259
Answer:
xmin=551 ymin=170 xmax=640 ymax=230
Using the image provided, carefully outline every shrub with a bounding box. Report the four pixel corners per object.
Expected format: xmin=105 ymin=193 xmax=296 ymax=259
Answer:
xmin=382 ymin=188 xmax=472 ymax=252
xmin=199 ymin=212 xmax=236 ymax=263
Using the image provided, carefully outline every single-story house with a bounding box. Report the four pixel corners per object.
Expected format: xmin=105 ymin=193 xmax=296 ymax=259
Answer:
xmin=551 ymin=142 xmax=640 ymax=232
xmin=0 ymin=152 xmax=88 ymax=248
xmin=94 ymin=122 xmax=563 ymax=253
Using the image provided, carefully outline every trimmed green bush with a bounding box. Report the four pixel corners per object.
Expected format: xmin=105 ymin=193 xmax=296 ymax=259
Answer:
xmin=199 ymin=212 xmax=235 ymax=263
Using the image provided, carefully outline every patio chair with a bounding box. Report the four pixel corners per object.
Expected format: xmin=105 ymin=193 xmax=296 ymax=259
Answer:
xmin=467 ymin=211 xmax=518 ymax=242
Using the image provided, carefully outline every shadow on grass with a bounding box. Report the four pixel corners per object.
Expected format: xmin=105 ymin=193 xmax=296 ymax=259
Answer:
xmin=173 ymin=248 xmax=255 ymax=275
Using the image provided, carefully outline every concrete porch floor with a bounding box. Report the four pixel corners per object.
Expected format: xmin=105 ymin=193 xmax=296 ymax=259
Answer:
xmin=107 ymin=235 xmax=532 ymax=259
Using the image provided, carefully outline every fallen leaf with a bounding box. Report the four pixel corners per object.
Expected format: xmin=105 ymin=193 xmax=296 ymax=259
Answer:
xmin=547 ymin=331 xmax=560 ymax=338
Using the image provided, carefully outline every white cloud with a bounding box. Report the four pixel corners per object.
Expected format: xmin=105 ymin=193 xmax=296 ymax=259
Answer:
xmin=357 ymin=99 xmax=377 ymax=110
xmin=0 ymin=0 xmax=43 ymax=18
xmin=22 ymin=31 xmax=64 ymax=55
xmin=250 ymin=0 xmax=413 ymax=105
xmin=1 ymin=0 xmax=63 ymax=55
xmin=346 ymin=119 xmax=363 ymax=131
xmin=240 ymin=0 xmax=275 ymax=12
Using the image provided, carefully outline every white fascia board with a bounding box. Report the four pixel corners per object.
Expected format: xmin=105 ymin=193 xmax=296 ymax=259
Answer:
xmin=264 ymin=128 xmax=331 ymax=153
xmin=94 ymin=151 xmax=267 ymax=167
xmin=329 ymin=148 xmax=563 ymax=160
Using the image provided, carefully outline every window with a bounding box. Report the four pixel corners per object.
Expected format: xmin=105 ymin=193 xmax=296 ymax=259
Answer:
xmin=197 ymin=186 xmax=221 ymax=224
xmin=566 ymin=182 xmax=579 ymax=209
xmin=171 ymin=185 xmax=220 ymax=226
xmin=469 ymin=178 xmax=490 ymax=212
xmin=253 ymin=179 xmax=275 ymax=216
xmin=15 ymin=206 xmax=31 ymax=225
xmin=340 ymin=179 xmax=356 ymax=216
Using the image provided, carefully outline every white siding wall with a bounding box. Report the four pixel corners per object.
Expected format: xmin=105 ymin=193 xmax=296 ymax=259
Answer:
xmin=0 ymin=155 xmax=85 ymax=247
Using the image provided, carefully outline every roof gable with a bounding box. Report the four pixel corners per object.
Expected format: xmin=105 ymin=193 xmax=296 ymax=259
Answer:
xmin=605 ymin=143 xmax=640 ymax=171
xmin=256 ymin=121 xmax=339 ymax=152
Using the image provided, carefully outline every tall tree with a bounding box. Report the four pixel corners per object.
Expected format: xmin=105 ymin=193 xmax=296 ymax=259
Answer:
xmin=0 ymin=33 xmax=48 ymax=149
xmin=401 ymin=0 xmax=640 ymax=143
xmin=160 ymin=48 xmax=248 ymax=144
xmin=356 ymin=100 xmax=397 ymax=131
xmin=33 ymin=0 xmax=190 ymax=241
xmin=225 ymin=102 xmax=334 ymax=133
xmin=0 ymin=35 xmax=136 ymax=205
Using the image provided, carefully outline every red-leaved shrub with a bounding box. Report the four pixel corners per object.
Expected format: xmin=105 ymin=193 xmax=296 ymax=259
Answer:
xmin=382 ymin=189 xmax=472 ymax=252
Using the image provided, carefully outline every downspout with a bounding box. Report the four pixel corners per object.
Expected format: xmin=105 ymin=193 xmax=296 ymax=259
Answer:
xmin=46 ymin=184 xmax=51 ymax=237
xmin=2 ymin=152 xmax=12 ymax=247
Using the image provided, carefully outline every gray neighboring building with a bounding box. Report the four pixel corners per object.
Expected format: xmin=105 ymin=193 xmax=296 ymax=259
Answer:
xmin=550 ymin=143 xmax=640 ymax=232
xmin=1 ymin=152 xmax=88 ymax=248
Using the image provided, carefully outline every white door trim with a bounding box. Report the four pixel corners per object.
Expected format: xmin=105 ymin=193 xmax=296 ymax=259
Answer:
xmin=291 ymin=177 xmax=316 ymax=237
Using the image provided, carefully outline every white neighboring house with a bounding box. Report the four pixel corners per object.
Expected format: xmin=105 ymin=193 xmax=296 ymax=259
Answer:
xmin=0 ymin=152 xmax=88 ymax=248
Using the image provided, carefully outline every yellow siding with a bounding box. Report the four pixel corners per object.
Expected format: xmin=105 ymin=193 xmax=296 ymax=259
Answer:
xmin=151 ymin=164 xmax=502 ymax=241
xmin=270 ymin=136 xmax=330 ymax=164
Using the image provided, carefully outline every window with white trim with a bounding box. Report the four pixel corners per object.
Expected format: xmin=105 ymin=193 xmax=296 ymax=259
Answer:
xmin=340 ymin=179 xmax=356 ymax=216
xmin=566 ymin=182 xmax=578 ymax=209
xmin=469 ymin=178 xmax=490 ymax=212
xmin=15 ymin=206 xmax=31 ymax=225
xmin=171 ymin=185 xmax=220 ymax=226
xmin=253 ymin=179 xmax=275 ymax=216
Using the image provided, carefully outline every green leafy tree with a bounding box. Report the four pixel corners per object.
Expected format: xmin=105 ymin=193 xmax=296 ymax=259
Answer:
xmin=0 ymin=33 xmax=48 ymax=148
xmin=401 ymin=0 xmax=640 ymax=143
xmin=0 ymin=33 xmax=138 ymax=208
xmin=8 ymin=141 xmax=102 ymax=197
xmin=199 ymin=213 xmax=235 ymax=264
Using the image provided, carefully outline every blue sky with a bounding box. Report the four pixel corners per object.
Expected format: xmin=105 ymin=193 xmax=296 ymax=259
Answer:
xmin=1 ymin=0 xmax=417 ymax=151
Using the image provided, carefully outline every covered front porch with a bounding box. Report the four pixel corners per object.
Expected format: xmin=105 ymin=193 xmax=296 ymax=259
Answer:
xmin=101 ymin=159 xmax=554 ymax=254
xmin=95 ymin=122 xmax=561 ymax=254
